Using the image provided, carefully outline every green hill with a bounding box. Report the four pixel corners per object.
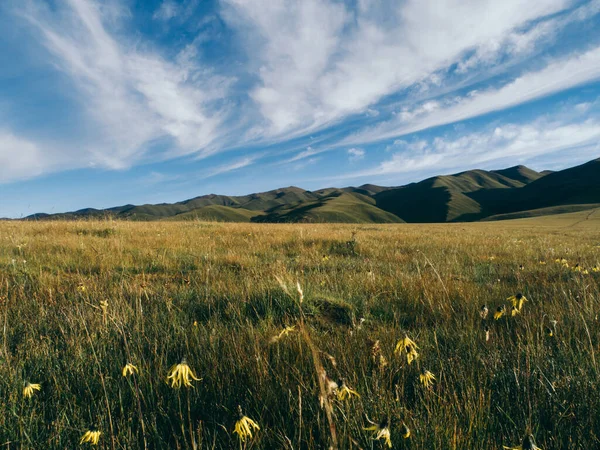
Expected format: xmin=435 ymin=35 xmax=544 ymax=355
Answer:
xmin=491 ymin=165 xmax=544 ymax=185
xmin=24 ymin=158 xmax=600 ymax=224
xmin=254 ymin=192 xmax=404 ymax=223
xmin=374 ymin=168 xmax=540 ymax=222
xmin=470 ymin=158 xmax=600 ymax=218
xmin=483 ymin=204 xmax=600 ymax=221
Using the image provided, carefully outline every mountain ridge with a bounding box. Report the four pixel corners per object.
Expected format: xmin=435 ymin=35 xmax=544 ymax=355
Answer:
xmin=24 ymin=158 xmax=600 ymax=223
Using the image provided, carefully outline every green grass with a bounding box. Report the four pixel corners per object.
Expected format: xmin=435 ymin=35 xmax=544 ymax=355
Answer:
xmin=484 ymin=204 xmax=600 ymax=221
xmin=0 ymin=217 xmax=599 ymax=449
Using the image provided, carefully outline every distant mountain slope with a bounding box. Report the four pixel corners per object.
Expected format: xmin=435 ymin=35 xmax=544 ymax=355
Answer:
xmin=491 ymin=165 xmax=544 ymax=185
xmin=374 ymin=167 xmax=539 ymax=222
xmin=24 ymin=158 xmax=600 ymax=223
xmin=255 ymin=192 xmax=404 ymax=223
xmin=470 ymin=158 xmax=600 ymax=218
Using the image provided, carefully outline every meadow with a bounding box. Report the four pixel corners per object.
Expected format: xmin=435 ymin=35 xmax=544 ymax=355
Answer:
xmin=1 ymin=211 xmax=599 ymax=449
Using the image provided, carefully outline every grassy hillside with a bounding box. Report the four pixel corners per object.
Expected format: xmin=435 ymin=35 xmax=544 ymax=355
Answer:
xmin=471 ymin=158 xmax=600 ymax=217
xmin=24 ymin=158 xmax=600 ymax=223
xmin=374 ymin=168 xmax=537 ymax=222
xmin=1 ymin=218 xmax=599 ymax=449
xmin=484 ymin=204 xmax=600 ymax=221
xmin=256 ymin=192 xmax=405 ymax=223
xmin=491 ymin=165 xmax=544 ymax=184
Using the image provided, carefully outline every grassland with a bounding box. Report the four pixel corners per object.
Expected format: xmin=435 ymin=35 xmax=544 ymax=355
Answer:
xmin=1 ymin=211 xmax=599 ymax=449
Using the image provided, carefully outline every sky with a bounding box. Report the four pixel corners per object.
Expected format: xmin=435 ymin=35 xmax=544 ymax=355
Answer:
xmin=1 ymin=0 xmax=600 ymax=217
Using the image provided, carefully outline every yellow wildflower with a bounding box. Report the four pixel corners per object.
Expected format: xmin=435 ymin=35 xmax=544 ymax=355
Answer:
xmin=23 ymin=381 xmax=41 ymax=399
xmin=494 ymin=305 xmax=506 ymax=320
xmin=511 ymin=306 xmax=520 ymax=317
xmin=539 ymin=261 xmax=546 ymax=265
xmin=77 ymin=283 xmax=86 ymax=293
xmin=592 ymin=266 xmax=599 ymax=273
xmin=166 ymin=359 xmax=201 ymax=388
xmin=419 ymin=370 xmax=436 ymax=388
xmin=122 ymin=363 xmax=138 ymax=377
xmin=336 ymin=380 xmax=360 ymax=401
xmin=80 ymin=428 xmax=101 ymax=445
xmin=507 ymin=293 xmax=527 ymax=311
xmin=233 ymin=407 xmax=260 ymax=442
xmin=364 ymin=417 xmax=392 ymax=448
xmin=270 ymin=325 xmax=296 ymax=343
xmin=394 ymin=335 xmax=419 ymax=365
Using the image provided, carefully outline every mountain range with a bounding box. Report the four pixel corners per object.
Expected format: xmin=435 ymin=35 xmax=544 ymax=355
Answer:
xmin=26 ymin=157 xmax=600 ymax=223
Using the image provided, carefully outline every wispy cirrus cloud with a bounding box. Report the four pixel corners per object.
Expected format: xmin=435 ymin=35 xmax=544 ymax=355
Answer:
xmin=153 ymin=1 xmax=179 ymax=21
xmin=205 ymin=155 xmax=258 ymax=178
xmin=15 ymin=0 xmax=233 ymax=176
xmin=346 ymin=113 xmax=600 ymax=179
xmin=1 ymin=0 xmax=599 ymax=195
xmin=341 ymin=44 xmax=600 ymax=146
xmin=153 ymin=0 xmax=200 ymax=23
xmin=347 ymin=148 xmax=365 ymax=162
xmin=222 ymin=0 xmax=573 ymax=141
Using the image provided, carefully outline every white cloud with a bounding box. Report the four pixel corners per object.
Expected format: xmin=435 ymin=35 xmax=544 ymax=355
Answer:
xmin=222 ymin=0 xmax=348 ymax=137
xmin=347 ymin=148 xmax=365 ymax=161
xmin=5 ymin=0 xmax=599 ymax=186
xmin=342 ymin=45 xmax=600 ymax=146
xmin=358 ymin=117 xmax=600 ymax=177
xmin=0 ymin=131 xmax=46 ymax=182
xmin=18 ymin=0 xmax=233 ymax=178
xmin=153 ymin=1 xmax=179 ymax=21
xmin=282 ymin=146 xmax=328 ymax=164
xmin=153 ymin=0 xmax=200 ymax=22
xmin=206 ymin=156 xmax=257 ymax=177
xmin=453 ymin=0 xmax=600 ymax=75
xmin=222 ymin=0 xmax=572 ymax=140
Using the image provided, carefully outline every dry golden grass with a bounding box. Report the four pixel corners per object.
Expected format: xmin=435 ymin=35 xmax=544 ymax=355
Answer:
xmin=1 ymin=214 xmax=599 ymax=448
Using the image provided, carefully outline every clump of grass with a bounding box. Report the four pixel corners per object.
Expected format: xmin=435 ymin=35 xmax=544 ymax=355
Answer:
xmin=306 ymin=294 xmax=354 ymax=327
xmin=75 ymin=227 xmax=117 ymax=238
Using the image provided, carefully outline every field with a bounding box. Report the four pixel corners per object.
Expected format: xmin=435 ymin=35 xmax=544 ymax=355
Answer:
xmin=1 ymin=210 xmax=600 ymax=449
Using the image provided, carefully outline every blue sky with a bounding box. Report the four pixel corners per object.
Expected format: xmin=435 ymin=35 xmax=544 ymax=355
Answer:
xmin=1 ymin=0 xmax=600 ymax=217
